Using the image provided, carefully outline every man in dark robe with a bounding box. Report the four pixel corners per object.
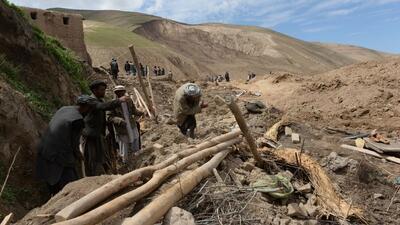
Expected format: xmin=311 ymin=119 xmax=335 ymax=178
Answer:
xmin=36 ymin=95 xmax=96 ymax=195
xmin=82 ymin=80 xmax=129 ymax=176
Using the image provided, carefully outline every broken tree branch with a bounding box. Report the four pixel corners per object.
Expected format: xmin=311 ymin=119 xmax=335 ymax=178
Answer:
xmin=266 ymin=148 xmax=364 ymax=220
xmin=0 ymin=147 xmax=21 ymax=198
xmin=54 ymin=138 xmax=241 ymax=225
xmin=128 ymin=45 xmax=154 ymax=116
xmin=121 ymin=150 xmax=231 ymax=225
xmin=55 ymin=130 xmax=241 ymax=222
xmin=215 ymin=95 xmax=263 ymax=164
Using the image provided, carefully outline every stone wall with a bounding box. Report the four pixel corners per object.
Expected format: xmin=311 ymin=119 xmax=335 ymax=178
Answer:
xmin=23 ymin=7 xmax=92 ymax=65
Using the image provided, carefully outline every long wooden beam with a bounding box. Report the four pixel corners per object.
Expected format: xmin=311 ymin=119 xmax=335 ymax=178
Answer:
xmin=122 ymin=150 xmax=231 ymax=225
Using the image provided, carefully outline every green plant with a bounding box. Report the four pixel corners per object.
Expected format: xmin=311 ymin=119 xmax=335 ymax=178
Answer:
xmin=2 ymin=0 xmax=26 ymax=18
xmin=32 ymin=27 xmax=90 ymax=94
xmin=0 ymin=54 xmax=55 ymax=119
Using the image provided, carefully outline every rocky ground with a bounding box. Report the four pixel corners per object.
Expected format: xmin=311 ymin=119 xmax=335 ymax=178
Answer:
xmin=14 ymin=70 xmax=400 ymax=225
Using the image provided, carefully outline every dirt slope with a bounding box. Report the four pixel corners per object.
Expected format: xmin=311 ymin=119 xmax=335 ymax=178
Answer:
xmin=0 ymin=1 xmax=91 ymax=219
xmin=316 ymin=42 xmax=391 ymax=62
xmin=237 ymin=57 xmax=400 ymax=131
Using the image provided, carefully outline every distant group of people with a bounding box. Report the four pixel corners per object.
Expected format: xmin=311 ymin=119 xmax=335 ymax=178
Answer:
xmin=111 ymin=58 xmax=173 ymax=80
xmin=247 ymin=72 xmax=256 ymax=82
xmin=207 ymin=71 xmax=230 ymax=83
xmin=36 ymin=80 xmax=144 ymax=195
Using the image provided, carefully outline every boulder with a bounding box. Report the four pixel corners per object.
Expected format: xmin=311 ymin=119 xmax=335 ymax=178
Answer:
xmin=242 ymin=162 xmax=255 ymax=172
xmin=287 ymin=203 xmax=307 ymax=218
xmin=163 ymin=207 xmax=196 ymax=225
xmin=292 ymin=133 xmax=301 ymax=144
xmin=285 ymin=126 xmax=293 ymax=136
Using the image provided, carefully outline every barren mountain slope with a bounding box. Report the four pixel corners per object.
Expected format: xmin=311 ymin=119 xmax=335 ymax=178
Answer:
xmin=315 ymin=42 xmax=391 ymax=62
xmin=53 ymin=9 xmax=392 ymax=80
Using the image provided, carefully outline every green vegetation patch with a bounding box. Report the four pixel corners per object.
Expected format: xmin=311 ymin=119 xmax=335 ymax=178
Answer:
xmin=0 ymin=54 xmax=55 ymax=119
xmin=33 ymin=27 xmax=90 ymax=94
xmin=3 ymin=0 xmax=25 ymax=18
xmin=85 ymin=23 xmax=159 ymax=48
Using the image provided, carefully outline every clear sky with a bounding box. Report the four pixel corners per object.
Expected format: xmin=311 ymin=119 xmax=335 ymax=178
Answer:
xmin=9 ymin=0 xmax=400 ymax=53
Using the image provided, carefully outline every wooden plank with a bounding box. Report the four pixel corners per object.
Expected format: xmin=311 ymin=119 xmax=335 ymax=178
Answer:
xmin=341 ymin=144 xmax=400 ymax=165
xmin=0 ymin=213 xmax=13 ymax=225
xmin=341 ymin=144 xmax=382 ymax=158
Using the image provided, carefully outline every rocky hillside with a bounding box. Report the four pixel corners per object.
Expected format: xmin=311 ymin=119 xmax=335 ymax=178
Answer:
xmin=0 ymin=0 xmax=90 ymax=218
xmin=54 ymin=9 xmax=391 ymax=80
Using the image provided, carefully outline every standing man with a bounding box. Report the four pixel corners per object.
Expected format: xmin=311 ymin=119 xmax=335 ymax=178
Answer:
xmin=108 ymin=85 xmax=144 ymax=163
xmin=83 ymin=80 xmax=129 ymax=176
xmin=36 ymin=95 xmax=96 ymax=195
xmin=173 ymin=83 xmax=208 ymax=138
xmin=110 ymin=58 xmax=119 ymax=80
xmin=129 ymin=61 xmax=136 ymax=76
xmin=124 ymin=61 xmax=130 ymax=75
xmin=153 ymin=66 xmax=158 ymax=76
xmin=224 ymin=71 xmax=230 ymax=82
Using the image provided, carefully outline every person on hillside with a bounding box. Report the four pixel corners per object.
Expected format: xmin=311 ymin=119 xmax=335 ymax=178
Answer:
xmin=107 ymin=85 xmax=144 ymax=163
xmin=153 ymin=66 xmax=158 ymax=76
xmin=173 ymin=83 xmax=208 ymax=138
xmin=36 ymin=95 xmax=96 ymax=195
xmin=124 ymin=61 xmax=130 ymax=75
xmin=139 ymin=63 xmax=145 ymax=77
xmin=129 ymin=61 xmax=136 ymax=76
xmin=168 ymin=70 xmax=173 ymax=80
xmin=82 ymin=80 xmax=129 ymax=176
xmin=225 ymin=71 xmax=230 ymax=82
xmin=157 ymin=66 xmax=162 ymax=76
xmin=161 ymin=68 xmax=165 ymax=76
xmin=110 ymin=58 xmax=119 ymax=80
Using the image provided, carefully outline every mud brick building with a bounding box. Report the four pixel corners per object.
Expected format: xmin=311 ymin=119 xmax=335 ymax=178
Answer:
xmin=23 ymin=7 xmax=92 ymax=65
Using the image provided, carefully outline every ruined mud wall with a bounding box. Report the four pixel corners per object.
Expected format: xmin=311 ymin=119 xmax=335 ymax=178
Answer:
xmin=23 ymin=7 xmax=92 ymax=65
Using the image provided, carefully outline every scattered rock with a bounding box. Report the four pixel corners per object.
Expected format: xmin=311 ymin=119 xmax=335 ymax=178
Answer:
xmin=245 ymin=100 xmax=266 ymax=113
xmin=242 ymin=162 xmax=255 ymax=172
xmin=292 ymin=133 xmax=301 ymax=144
xmin=280 ymin=218 xmax=291 ymax=225
xmin=373 ymin=193 xmax=384 ymax=199
xmin=163 ymin=207 xmax=196 ymax=225
xmin=323 ymin=152 xmax=358 ymax=172
xmin=152 ymin=143 xmax=164 ymax=151
xmin=287 ymin=203 xmax=308 ymax=218
xmin=295 ymin=183 xmax=312 ymax=194
xmin=302 ymin=202 xmax=318 ymax=217
xmin=304 ymin=220 xmax=318 ymax=225
xmin=285 ymin=126 xmax=293 ymax=136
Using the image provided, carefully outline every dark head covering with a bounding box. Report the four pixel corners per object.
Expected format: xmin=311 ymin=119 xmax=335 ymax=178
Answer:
xmin=89 ymin=80 xmax=107 ymax=91
xmin=77 ymin=95 xmax=97 ymax=105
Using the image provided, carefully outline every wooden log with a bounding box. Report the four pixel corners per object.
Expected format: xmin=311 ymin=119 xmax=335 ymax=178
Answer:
xmin=215 ymin=95 xmax=263 ymax=164
xmin=54 ymin=138 xmax=240 ymax=225
xmin=146 ymin=71 xmax=157 ymax=120
xmin=54 ymin=130 xmax=241 ymax=222
xmin=121 ymin=150 xmax=231 ymax=225
xmin=128 ymin=45 xmax=154 ymax=117
xmin=0 ymin=213 xmax=13 ymax=225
